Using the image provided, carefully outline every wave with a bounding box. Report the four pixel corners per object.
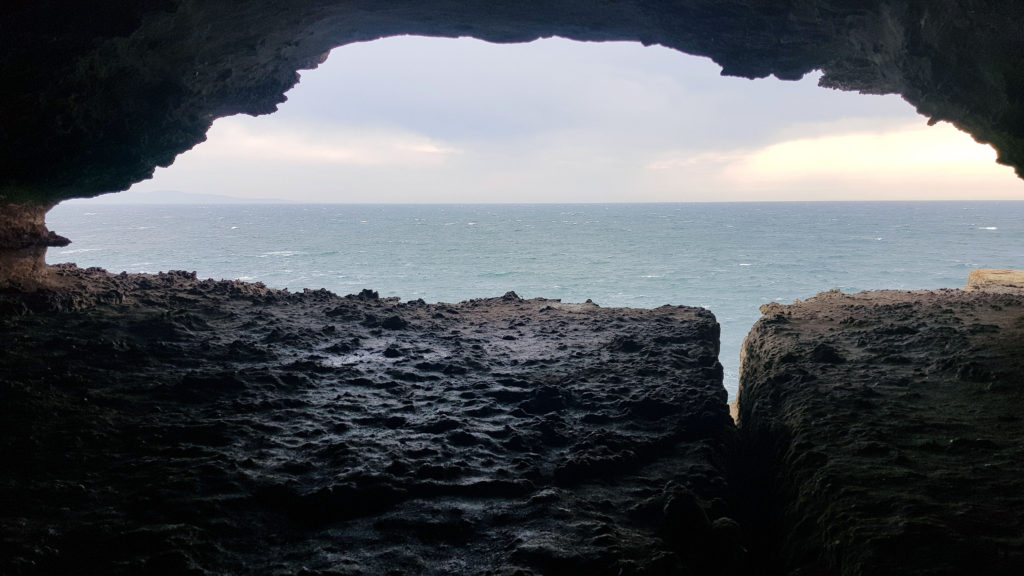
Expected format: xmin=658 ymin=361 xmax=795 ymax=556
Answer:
xmin=59 ymin=248 xmax=102 ymax=254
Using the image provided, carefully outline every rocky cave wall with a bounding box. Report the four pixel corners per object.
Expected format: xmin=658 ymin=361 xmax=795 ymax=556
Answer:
xmin=735 ymin=286 xmax=1024 ymax=574
xmin=4 ymin=4 xmax=1024 ymax=571
xmin=2 ymin=0 xmax=1024 ymax=207
xmin=1 ymin=0 xmax=1024 ymax=286
xmin=2 ymin=0 xmax=1024 ymax=284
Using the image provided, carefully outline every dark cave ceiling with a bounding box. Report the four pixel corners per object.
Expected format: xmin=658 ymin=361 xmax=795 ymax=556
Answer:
xmin=1 ymin=0 xmax=1023 ymax=205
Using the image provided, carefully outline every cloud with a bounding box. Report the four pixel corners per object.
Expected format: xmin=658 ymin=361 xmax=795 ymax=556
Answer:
xmin=645 ymin=121 xmax=1022 ymax=200
xmin=122 ymin=36 xmax=1022 ymax=203
xmin=195 ymin=117 xmax=462 ymax=167
xmin=726 ymin=122 xmax=998 ymax=179
xmin=646 ymin=150 xmax=748 ymax=172
xmin=285 ymin=37 xmax=918 ymax=152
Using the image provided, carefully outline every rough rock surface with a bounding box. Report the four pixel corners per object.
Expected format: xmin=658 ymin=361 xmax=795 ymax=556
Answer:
xmin=0 ymin=204 xmax=70 ymax=290
xmin=736 ymin=288 xmax=1024 ymax=575
xmin=0 ymin=265 xmax=737 ymax=575
xmin=967 ymin=269 xmax=1024 ymax=292
xmin=4 ymin=1 xmax=1024 ymax=288
xmin=2 ymin=0 xmax=1024 ymax=205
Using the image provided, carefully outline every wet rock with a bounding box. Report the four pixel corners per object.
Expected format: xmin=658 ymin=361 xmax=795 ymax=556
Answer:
xmin=379 ymin=315 xmax=408 ymax=330
xmin=737 ymin=287 xmax=1024 ymax=574
xmin=0 ymin=266 xmax=734 ymax=575
xmin=517 ymin=385 xmax=566 ymax=415
xmin=808 ymin=342 xmax=845 ymax=363
xmin=353 ymin=289 xmax=379 ymax=301
xmin=609 ymin=335 xmax=645 ymax=353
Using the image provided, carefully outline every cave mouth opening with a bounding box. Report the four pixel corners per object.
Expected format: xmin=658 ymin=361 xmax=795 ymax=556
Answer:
xmin=116 ymin=35 xmax=1018 ymax=204
xmin=44 ymin=36 xmax=1024 ymax=401
xmin=4 ymin=11 xmax=1024 ymax=571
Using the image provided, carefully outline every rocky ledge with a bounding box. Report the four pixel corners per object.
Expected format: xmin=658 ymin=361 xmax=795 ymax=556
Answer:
xmin=737 ymin=286 xmax=1024 ymax=574
xmin=0 ymin=265 xmax=736 ymax=575
xmin=5 ymin=265 xmax=1024 ymax=575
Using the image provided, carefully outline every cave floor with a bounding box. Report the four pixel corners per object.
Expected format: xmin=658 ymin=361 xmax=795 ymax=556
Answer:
xmin=6 ymin=265 xmax=1023 ymax=575
xmin=0 ymin=265 xmax=735 ymax=575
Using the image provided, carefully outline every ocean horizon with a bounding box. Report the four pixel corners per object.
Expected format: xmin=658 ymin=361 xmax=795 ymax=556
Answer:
xmin=47 ymin=200 xmax=1024 ymax=399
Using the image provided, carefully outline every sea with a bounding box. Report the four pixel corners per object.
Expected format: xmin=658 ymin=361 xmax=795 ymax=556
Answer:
xmin=46 ymin=201 xmax=1024 ymax=400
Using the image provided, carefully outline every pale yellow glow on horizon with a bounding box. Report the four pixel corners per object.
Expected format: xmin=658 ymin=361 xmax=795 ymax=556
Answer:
xmin=732 ymin=122 xmax=999 ymax=179
xmin=645 ymin=121 xmax=1022 ymax=201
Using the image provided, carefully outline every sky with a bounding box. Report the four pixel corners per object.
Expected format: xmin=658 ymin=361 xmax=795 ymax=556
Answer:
xmin=116 ymin=35 xmax=1022 ymax=203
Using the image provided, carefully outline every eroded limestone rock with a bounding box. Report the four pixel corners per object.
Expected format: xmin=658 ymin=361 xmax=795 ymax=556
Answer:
xmin=0 ymin=203 xmax=69 ymax=289
xmin=966 ymin=269 xmax=1024 ymax=292
xmin=3 ymin=1 xmax=1024 ymax=287
xmin=2 ymin=0 xmax=1024 ymax=205
xmin=0 ymin=266 xmax=737 ymax=574
xmin=736 ymin=287 xmax=1024 ymax=574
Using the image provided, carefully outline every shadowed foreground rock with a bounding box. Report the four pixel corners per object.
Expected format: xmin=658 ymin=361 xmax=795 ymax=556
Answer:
xmin=737 ymin=287 xmax=1024 ymax=575
xmin=0 ymin=265 xmax=736 ymax=575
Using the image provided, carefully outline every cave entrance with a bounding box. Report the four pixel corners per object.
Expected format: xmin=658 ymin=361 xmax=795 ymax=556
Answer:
xmin=111 ymin=36 xmax=1016 ymax=203
xmin=47 ymin=36 xmax=1024 ymax=399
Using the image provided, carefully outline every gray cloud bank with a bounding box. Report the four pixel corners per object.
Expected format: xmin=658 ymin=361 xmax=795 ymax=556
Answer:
xmin=122 ymin=36 xmax=1019 ymax=203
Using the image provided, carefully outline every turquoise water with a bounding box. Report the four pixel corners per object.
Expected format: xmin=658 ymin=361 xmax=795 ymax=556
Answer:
xmin=47 ymin=202 xmax=1024 ymax=399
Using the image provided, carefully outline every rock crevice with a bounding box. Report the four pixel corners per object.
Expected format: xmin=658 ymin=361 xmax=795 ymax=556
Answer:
xmin=4 ymin=267 xmax=1024 ymax=573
